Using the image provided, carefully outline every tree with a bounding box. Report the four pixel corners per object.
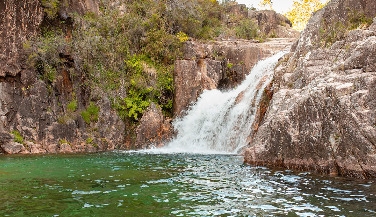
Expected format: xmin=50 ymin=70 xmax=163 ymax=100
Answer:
xmin=285 ymin=0 xmax=327 ymax=31
xmin=259 ymin=0 xmax=273 ymax=10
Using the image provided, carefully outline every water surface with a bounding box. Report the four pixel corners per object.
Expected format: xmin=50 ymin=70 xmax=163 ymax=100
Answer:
xmin=0 ymin=152 xmax=375 ymax=216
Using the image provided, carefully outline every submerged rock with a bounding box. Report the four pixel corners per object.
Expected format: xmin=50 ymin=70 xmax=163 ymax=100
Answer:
xmin=245 ymin=0 xmax=376 ymax=179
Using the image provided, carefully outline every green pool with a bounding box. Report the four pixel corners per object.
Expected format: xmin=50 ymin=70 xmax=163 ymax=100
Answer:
xmin=0 ymin=152 xmax=375 ymax=216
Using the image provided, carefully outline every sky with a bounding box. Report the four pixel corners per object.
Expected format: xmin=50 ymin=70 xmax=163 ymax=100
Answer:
xmin=235 ymin=0 xmax=327 ymax=14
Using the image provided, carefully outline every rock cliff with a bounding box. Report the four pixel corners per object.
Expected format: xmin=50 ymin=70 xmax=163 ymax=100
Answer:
xmin=245 ymin=0 xmax=376 ymax=179
xmin=0 ymin=0 xmax=124 ymax=154
xmin=0 ymin=0 xmax=298 ymax=154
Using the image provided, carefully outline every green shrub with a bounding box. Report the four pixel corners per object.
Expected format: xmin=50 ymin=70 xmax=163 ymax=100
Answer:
xmin=41 ymin=0 xmax=60 ymax=19
xmin=235 ymin=19 xmax=259 ymax=40
xmin=349 ymin=12 xmax=373 ymax=30
xmin=42 ymin=64 xmax=57 ymax=83
xmin=81 ymin=102 xmax=100 ymax=124
xmin=25 ymin=30 xmax=67 ymax=84
xmin=67 ymin=100 xmax=78 ymax=112
xmin=86 ymin=137 xmax=98 ymax=148
xmin=11 ymin=130 xmax=24 ymax=144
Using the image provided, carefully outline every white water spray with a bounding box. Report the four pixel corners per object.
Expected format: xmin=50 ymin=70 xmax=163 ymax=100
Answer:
xmin=154 ymin=52 xmax=286 ymax=154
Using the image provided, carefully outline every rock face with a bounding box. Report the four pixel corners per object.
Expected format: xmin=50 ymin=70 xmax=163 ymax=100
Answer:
xmin=173 ymin=6 xmax=299 ymax=117
xmin=223 ymin=3 xmax=299 ymax=39
xmin=173 ymin=38 xmax=296 ymax=116
xmin=135 ymin=103 xmax=172 ymax=149
xmin=0 ymin=0 xmax=125 ymax=154
xmin=245 ymin=0 xmax=376 ymax=179
xmin=249 ymin=10 xmax=300 ymax=38
xmin=0 ymin=0 xmax=44 ymax=77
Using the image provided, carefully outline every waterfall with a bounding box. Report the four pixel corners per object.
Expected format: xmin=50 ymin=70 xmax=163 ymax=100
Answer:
xmin=155 ymin=52 xmax=286 ymax=154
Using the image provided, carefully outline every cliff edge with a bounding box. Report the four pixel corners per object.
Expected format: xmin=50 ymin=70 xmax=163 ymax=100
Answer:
xmin=245 ymin=0 xmax=376 ymax=179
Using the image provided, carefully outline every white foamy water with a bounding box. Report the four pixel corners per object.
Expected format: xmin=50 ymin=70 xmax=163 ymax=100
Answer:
xmin=152 ymin=52 xmax=286 ymax=154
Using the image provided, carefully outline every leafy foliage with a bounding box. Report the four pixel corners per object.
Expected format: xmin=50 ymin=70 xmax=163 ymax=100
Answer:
xmin=25 ymin=0 xmax=264 ymax=126
xmin=235 ymin=19 xmax=259 ymax=40
xmin=25 ymin=30 xmax=66 ymax=84
xmin=285 ymin=0 xmax=327 ymax=31
xmin=177 ymin=32 xmax=189 ymax=43
xmin=259 ymin=0 xmax=273 ymax=9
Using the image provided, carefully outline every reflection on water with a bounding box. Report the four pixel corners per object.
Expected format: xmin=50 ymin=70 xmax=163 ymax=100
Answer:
xmin=0 ymin=152 xmax=375 ymax=216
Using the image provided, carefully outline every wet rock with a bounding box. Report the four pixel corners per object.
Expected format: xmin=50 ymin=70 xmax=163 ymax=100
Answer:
xmin=26 ymin=141 xmax=47 ymax=154
xmin=245 ymin=0 xmax=376 ymax=179
xmin=1 ymin=142 xmax=25 ymax=154
xmin=47 ymin=144 xmax=59 ymax=154
xmin=135 ymin=103 xmax=172 ymax=149
xmin=59 ymin=143 xmax=73 ymax=153
xmin=174 ymin=38 xmax=296 ymax=116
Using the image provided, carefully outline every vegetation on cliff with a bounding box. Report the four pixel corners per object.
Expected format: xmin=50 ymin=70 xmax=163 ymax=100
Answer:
xmin=25 ymin=0 xmax=269 ymax=129
xmin=260 ymin=0 xmax=328 ymax=30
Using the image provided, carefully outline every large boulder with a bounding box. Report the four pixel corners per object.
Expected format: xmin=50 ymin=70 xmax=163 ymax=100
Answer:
xmin=1 ymin=142 xmax=26 ymax=154
xmin=245 ymin=0 xmax=376 ymax=179
xmin=135 ymin=103 xmax=172 ymax=149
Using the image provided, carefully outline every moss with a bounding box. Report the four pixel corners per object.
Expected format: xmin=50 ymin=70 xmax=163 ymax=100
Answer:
xmin=11 ymin=130 xmax=24 ymax=144
xmin=67 ymin=100 xmax=78 ymax=113
xmin=81 ymin=102 xmax=100 ymax=125
xmin=58 ymin=138 xmax=70 ymax=145
xmin=86 ymin=137 xmax=98 ymax=148
xmin=57 ymin=115 xmax=71 ymax=124
xmin=86 ymin=137 xmax=94 ymax=144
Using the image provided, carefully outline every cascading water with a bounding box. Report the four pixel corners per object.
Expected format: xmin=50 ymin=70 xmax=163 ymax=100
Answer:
xmin=156 ymin=52 xmax=286 ymax=154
